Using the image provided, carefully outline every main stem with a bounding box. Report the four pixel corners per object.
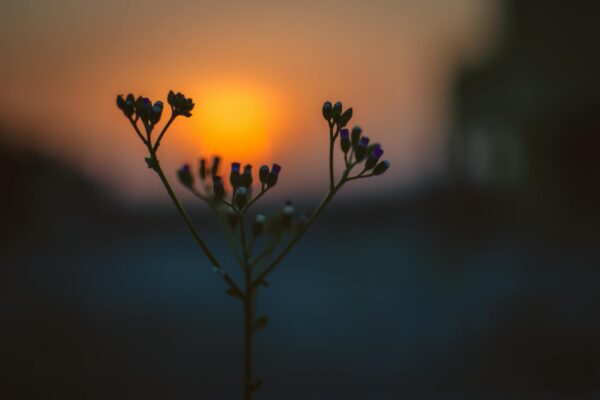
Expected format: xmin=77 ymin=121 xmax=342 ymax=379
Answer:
xmin=240 ymin=216 xmax=254 ymax=400
xmin=243 ymin=272 xmax=253 ymax=400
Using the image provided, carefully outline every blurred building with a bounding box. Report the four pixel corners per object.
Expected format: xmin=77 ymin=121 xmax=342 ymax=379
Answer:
xmin=448 ymin=0 xmax=600 ymax=214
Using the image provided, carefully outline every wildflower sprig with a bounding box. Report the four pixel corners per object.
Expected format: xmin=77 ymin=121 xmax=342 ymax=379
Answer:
xmin=117 ymin=91 xmax=390 ymax=399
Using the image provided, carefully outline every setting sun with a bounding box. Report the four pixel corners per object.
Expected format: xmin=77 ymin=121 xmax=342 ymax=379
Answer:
xmin=192 ymin=84 xmax=282 ymax=165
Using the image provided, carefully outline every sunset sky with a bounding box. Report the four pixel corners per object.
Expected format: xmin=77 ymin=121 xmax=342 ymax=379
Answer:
xmin=0 ymin=0 xmax=501 ymax=203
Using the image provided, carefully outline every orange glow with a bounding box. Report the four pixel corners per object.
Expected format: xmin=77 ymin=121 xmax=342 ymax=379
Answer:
xmin=191 ymin=83 xmax=282 ymax=165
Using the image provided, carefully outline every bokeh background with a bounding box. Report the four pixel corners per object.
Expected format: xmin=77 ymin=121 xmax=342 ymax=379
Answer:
xmin=1 ymin=0 xmax=599 ymax=398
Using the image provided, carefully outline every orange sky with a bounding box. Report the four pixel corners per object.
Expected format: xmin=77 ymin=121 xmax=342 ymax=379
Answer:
xmin=0 ymin=0 xmax=501 ymax=203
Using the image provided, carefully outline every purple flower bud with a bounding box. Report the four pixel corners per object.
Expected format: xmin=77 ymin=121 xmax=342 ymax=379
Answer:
xmin=230 ymin=162 xmax=241 ymax=187
xmin=365 ymin=145 xmax=384 ymax=170
xmin=241 ymin=164 xmax=253 ymax=187
xmin=177 ymin=164 xmax=193 ymax=187
xmin=267 ymin=164 xmax=281 ymax=187
xmin=259 ymin=165 xmax=269 ymax=184
xmin=355 ymin=137 xmax=371 ymax=161
xmin=340 ymin=128 xmax=351 ymax=153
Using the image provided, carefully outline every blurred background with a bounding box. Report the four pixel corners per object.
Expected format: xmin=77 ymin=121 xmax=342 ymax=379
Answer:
xmin=1 ymin=0 xmax=599 ymax=398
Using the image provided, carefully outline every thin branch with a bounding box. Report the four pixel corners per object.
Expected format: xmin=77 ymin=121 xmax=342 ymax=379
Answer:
xmin=152 ymin=114 xmax=177 ymax=152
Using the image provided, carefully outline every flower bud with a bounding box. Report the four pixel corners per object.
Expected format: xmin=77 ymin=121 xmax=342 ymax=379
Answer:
xmin=252 ymin=214 xmax=266 ymax=236
xmin=226 ymin=208 xmax=238 ymax=228
xmin=150 ymin=100 xmax=163 ymax=124
xmin=267 ymin=164 xmax=281 ymax=187
xmin=213 ymin=176 xmax=225 ymax=199
xmin=332 ymin=101 xmax=342 ymax=121
xmin=351 ymin=126 xmax=362 ymax=149
xmin=282 ymin=200 xmax=294 ymax=229
xmin=177 ymin=164 xmax=193 ymax=187
xmin=235 ymin=186 xmax=248 ymax=209
xmin=116 ymin=94 xmax=135 ymax=118
xmin=365 ymin=145 xmax=383 ymax=170
xmin=241 ymin=164 xmax=253 ymax=188
xmin=199 ymin=158 xmax=207 ymax=180
xmin=230 ymin=162 xmax=241 ymax=187
xmin=340 ymin=128 xmax=351 ymax=153
xmin=322 ymin=101 xmax=333 ymax=121
xmin=168 ymin=90 xmax=195 ymax=117
xmin=354 ymin=136 xmax=370 ymax=161
xmin=135 ymin=96 xmax=152 ymax=124
xmin=337 ymin=108 xmax=353 ymax=128
xmin=259 ymin=165 xmax=269 ymax=185
xmin=211 ymin=156 xmax=221 ymax=177
xmin=373 ymin=160 xmax=390 ymax=175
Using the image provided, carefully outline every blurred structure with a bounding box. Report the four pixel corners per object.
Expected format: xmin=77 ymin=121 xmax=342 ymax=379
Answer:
xmin=448 ymin=0 xmax=600 ymax=218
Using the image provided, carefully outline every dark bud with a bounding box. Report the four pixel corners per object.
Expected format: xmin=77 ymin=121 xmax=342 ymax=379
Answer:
xmin=213 ymin=176 xmax=225 ymax=199
xmin=177 ymin=164 xmax=193 ymax=187
xmin=259 ymin=165 xmax=269 ymax=185
xmin=230 ymin=162 xmax=241 ymax=187
xmin=365 ymin=145 xmax=383 ymax=170
xmin=266 ymin=164 xmax=281 ymax=187
xmin=252 ymin=214 xmax=266 ymax=236
xmin=149 ymin=100 xmax=163 ymax=124
xmin=116 ymin=94 xmax=135 ymax=118
xmin=235 ymin=186 xmax=248 ymax=209
xmin=124 ymin=94 xmax=135 ymax=116
xmin=337 ymin=107 xmax=353 ymax=128
xmin=351 ymin=126 xmax=362 ymax=149
xmin=340 ymin=128 xmax=351 ymax=153
xmin=322 ymin=101 xmax=333 ymax=121
xmin=211 ymin=156 xmax=221 ymax=177
xmin=373 ymin=160 xmax=390 ymax=175
xmin=135 ymin=96 xmax=152 ymax=124
xmin=354 ymin=136 xmax=370 ymax=161
xmin=241 ymin=164 xmax=253 ymax=188
xmin=332 ymin=101 xmax=342 ymax=122
xmin=226 ymin=208 xmax=238 ymax=228
xmin=281 ymin=200 xmax=294 ymax=229
xmin=168 ymin=90 xmax=195 ymax=117
xmin=199 ymin=158 xmax=207 ymax=180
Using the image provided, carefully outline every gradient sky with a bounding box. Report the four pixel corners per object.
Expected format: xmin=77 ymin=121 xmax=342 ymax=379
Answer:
xmin=0 ymin=0 xmax=501 ymax=203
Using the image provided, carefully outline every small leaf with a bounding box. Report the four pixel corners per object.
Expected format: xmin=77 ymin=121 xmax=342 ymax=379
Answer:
xmin=254 ymin=315 xmax=269 ymax=332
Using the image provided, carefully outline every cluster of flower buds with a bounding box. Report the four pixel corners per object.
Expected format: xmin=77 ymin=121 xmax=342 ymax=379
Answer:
xmin=258 ymin=164 xmax=281 ymax=188
xmin=116 ymin=95 xmax=162 ymax=127
xmin=167 ymin=90 xmax=195 ymax=117
xmin=322 ymin=101 xmax=353 ymax=129
xmin=177 ymin=156 xmax=284 ymax=209
xmin=323 ymin=100 xmax=390 ymax=177
xmin=117 ymin=91 xmax=195 ymax=136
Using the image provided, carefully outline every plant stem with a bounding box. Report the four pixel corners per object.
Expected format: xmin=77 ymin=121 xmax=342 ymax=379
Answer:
xmin=243 ymin=268 xmax=254 ymax=400
xmin=328 ymin=124 xmax=335 ymax=190
xmin=148 ymin=144 xmax=243 ymax=297
xmin=239 ymin=215 xmax=255 ymax=400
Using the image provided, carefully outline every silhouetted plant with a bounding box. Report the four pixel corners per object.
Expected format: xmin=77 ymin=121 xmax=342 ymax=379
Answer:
xmin=117 ymin=91 xmax=390 ymax=399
